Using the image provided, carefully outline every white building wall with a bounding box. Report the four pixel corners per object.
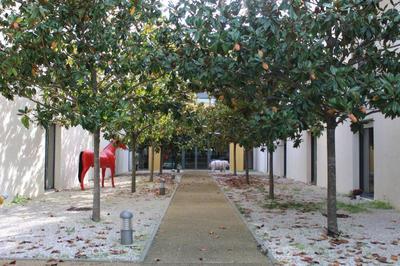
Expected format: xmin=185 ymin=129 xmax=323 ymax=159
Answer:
xmin=253 ymin=114 xmax=400 ymax=210
xmin=116 ymin=149 xmax=129 ymax=174
xmin=316 ymin=122 xmax=359 ymax=194
xmin=273 ymin=143 xmax=285 ymax=177
xmin=254 ymin=142 xmax=285 ymax=177
xmin=254 ymin=147 xmax=268 ymax=173
xmin=55 ymin=126 xmax=92 ymax=190
xmin=286 ymin=132 xmax=310 ymax=183
xmin=0 ymin=96 xmax=117 ymax=198
xmin=373 ymin=114 xmax=400 ymax=209
xmin=0 ymin=97 xmax=46 ymax=199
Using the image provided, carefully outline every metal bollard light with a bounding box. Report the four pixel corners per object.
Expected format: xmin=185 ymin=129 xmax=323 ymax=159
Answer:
xmin=0 ymin=193 xmax=8 ymax=206
xmin=120 ymin=210 xmax=133 ymax=245
xmin=159 ymin=178 xmax=166 ymax=195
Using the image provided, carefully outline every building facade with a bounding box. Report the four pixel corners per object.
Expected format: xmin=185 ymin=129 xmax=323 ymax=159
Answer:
xmin=253 ymin=114 xmax=400 ymax=210
xmin=3 ymin=95 xmax=399 ymax=211
xmin=0 ymin=96 xmax=129 ymax=200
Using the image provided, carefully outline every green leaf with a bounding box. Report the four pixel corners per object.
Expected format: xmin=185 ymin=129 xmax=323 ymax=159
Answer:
xmin=21 ymin=115 xmax=30 ymax=129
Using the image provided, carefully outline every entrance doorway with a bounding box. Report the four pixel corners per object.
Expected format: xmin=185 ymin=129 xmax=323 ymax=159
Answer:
xmin=177 ymin=146 xmax=229 ymax=169
xmin=244 ymin=149 xmax=254 ymax=170
xmin=45 ymin=124 xmax=56 ymax=190
xmin=129 ymin=147 xmax=149 ymax=171
xmin=310 ymin=136 xmax=317 ymax=185
xmin=360 ymin=127 xmax=374 ymax=198
xmin=284 ymin=141 xmax=287 ymax=177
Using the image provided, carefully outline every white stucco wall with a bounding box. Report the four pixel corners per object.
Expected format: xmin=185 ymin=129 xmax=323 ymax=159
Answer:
xmin=116 ymin=149 xmax=129 ymax=174
xmin=286 ymin=132 xmax=310 ymax=183
xmin=316 ymin=122 xmax=359 ymax=194
xmin=254 ymin=147 xmax=268 ymax=173
xmin=373 ymin=114 xmax=400 ymax=210
xmin=260 ymin=115 xmax=400 ymax=210
xmin=0 ymin=96 xmax=46 ymax=199
xmin=273 ymin=143 xmax=285 ymax=177
xmin=254 ymin=142 xmax=284 ymax=177
xmin=55 ymin=126 xmax=92 ymax=190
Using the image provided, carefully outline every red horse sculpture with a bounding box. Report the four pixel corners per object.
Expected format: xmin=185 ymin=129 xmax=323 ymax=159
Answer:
xmin=78 ymin=141 xmax=127 ymax=190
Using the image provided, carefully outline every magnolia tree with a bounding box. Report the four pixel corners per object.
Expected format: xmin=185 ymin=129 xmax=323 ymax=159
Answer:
xmin=205 ymin=102 xmax=244 ymax=176
xmin=170 ymin=0 xmax=399 ymax=236
xmin=277 ymin=0 xmax=400 ymax=236
xmin=105 ymin=78 xmax=185 ymax=191
xmin=143 ymin=112 xmax=176 ymax=181
xmin=169 ymin=0 xmax=305 ymax=185
xmin=0 ymin=0 xmax=166 ymax=221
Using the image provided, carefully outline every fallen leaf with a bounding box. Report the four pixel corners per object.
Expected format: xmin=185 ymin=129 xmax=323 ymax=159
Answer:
xmin=45 ymin=259 xmax=60 ymax=266
xmin=293 ymin=252 xmax=307 ymax=256
xmin=21 ymin=240 xmax=34 ymax=245
xmin=301 ymin=256 xmax=313 ymax=263
xmin=110 ymin=249 xmax=127 ymax=255
xmin=67 ymin=206 xmax=92 ymax=211
xmin=74 ymin=251 xmax=87 ymax=258
xmin=372 ymin=253 xmax=387 ymax=263
xmin=330 ymin=238 xmax=349 ymax=245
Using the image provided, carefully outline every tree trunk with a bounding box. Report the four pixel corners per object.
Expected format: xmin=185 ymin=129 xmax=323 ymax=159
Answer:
xmin=150 ymin=146 xmax=154 ymax=182
xmin=245 ymin=148 xmax=250 ymax=184
xmin=159 ymin=146 xmax=163 ymax=175
xmin=269 ymin=150 xmax=274 ymax=200
xmin=233 ymin=142 xmax=237 ymax=176
xmin=131 ymin=134 xmax=137 ymax=193
xmin=92 ymin=129 xmax=101 ymax=222
xmin=327 ymin=118 xmax=338 ymax=236
xmin=90 ymin=67 xmax=101 ymax=222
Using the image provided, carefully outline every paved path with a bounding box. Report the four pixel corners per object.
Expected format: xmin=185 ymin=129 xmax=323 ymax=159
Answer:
xmin=144 ymin=171 xmax=271 ymax=265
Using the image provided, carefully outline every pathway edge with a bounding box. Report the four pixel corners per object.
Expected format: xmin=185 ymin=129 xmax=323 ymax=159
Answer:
xmin=139 ymin=173 xmax=182 ymax=262
xmin=210 ymin=173 xmax=278 ymax=265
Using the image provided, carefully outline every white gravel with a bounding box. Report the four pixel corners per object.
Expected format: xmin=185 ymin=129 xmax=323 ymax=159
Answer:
xmin=213 ymin=173 xmax=400 ymax=266
xmin=0 ymin=173 xmax=178 ymax=262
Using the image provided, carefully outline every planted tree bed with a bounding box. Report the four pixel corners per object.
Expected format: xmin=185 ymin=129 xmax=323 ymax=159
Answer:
xmin=213 ymin=174 xmax=400 ymax=265
xmin=0 ymin=174 xmax=178 ymax=262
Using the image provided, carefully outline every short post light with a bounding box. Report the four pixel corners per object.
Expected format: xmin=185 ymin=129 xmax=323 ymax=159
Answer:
xmin=120 ymin=210 xmax=133 ymax=245
xmin=0 ymin=193 xmax=8 ymax=206
xmin=159 ymin=178 xmax=166 ymax=195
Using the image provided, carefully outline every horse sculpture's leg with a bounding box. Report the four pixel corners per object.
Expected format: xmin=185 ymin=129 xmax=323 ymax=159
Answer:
xmin=111 ymin=167 xmax=115 ymax=188
xmin=80 ymin=167 xmax=90 ymax=191
xmin=101 ymin=168 xmax=106 ymax=188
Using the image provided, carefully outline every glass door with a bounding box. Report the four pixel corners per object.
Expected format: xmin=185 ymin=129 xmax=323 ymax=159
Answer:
xmin=360 ymin=127 xmax=374 ymax=198
xmin=45 ymin=125 xmax=56 ymax=190
xmin=311 ymin=136 xmax=317 ymax=185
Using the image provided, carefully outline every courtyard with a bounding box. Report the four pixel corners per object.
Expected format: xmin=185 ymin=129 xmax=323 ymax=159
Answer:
xmin=1 ymin=0 xmax=400 ymax=265
xmin=0 ymin=173 xmax=177 ymax=263
xmin=1 ymin=171 xmax=400 ymax=265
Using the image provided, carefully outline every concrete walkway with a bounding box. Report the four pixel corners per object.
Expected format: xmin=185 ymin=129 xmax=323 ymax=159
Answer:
xmin=144 ymin=171 xmax=271 ymax=265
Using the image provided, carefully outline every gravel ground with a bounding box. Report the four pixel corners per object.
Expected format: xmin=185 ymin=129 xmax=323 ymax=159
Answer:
xmin=213 ymin=173 xmax=400 ymax=266
xmin=0 ymin=173 xmax=179 ymax=262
